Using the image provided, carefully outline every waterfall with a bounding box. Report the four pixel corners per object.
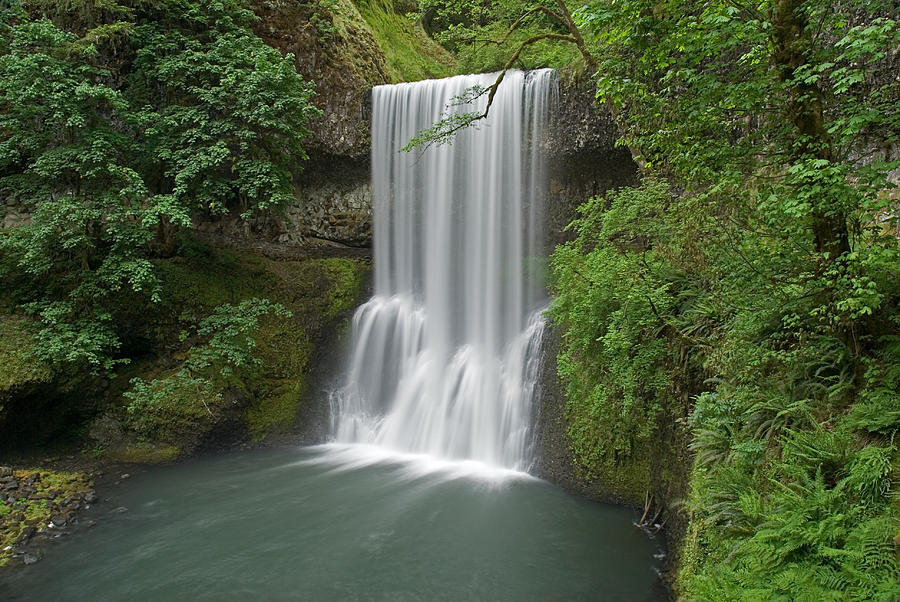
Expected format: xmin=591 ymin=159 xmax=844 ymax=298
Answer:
xmin=330 ymin=69 xmax=555 ymax=472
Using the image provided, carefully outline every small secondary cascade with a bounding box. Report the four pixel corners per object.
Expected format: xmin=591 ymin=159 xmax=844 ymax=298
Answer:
xmin=331 ymin=69 xmax=555 ymax=472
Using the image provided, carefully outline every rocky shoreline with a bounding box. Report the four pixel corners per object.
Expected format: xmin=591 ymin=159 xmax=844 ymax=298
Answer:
xmin=0 ymin=437 xmax=310 ymax=572
xmin=0 ymin=464 xmax=98 ymax=567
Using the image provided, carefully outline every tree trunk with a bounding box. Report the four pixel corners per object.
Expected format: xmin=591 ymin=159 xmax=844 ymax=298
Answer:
xmin=772 ymin=0 xmax=850 ymax=258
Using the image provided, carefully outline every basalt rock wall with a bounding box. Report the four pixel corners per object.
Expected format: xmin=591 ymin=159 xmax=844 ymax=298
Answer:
xmin=200 ymin=74 xmax=638 ymax=250
xmin=546 ymin=76 xmax=639 ymax=247
xmin=250 ymin=0 xmax=389 ymax=160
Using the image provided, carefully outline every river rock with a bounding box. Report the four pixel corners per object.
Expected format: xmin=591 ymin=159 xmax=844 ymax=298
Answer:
xmin=0 ymin=466 xmax=12 ymax=477
xmin=15 ymin=526 xmax=35 ymax=543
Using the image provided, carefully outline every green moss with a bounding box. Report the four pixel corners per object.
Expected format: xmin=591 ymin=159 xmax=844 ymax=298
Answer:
xmin=245 ymin=316 xmax=311 ymax=441
xmin=111 ymin=245 xmax=370 ymax=452
xmin=254 ymin=316 xmax=313 ymax=380
xmin=247 ymin=378 xmax=305 ymax=440
xmin=105 ymin=442 xmax=181 ymax=463
xmin=313 ymin=257 xmax=368 ymax=318
xmin=0 ymin=469 xmax=92 ymax=565
xmin=582 ymin=455 xmax=652 ymax=507
xmin=0 ymin=316 xmax=52 ymax=393
xmin=243 ymin=256 xmax=366 ymax=440
xmin=153 ymin=248 xmax=273 ymax=322
xmin=124 ymin=366 xmax=219 ymax=443
xmin=352 ymin=0 xmax=456 ymax=82
xmin=153 ymin=249 xmax=368 ymax=329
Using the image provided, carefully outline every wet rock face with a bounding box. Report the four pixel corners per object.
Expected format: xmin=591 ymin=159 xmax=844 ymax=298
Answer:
xmin=250 ymin=0 xmax=387 ymax=160
xmin=195 ymin=157 xmax=372 ymax=248
xmin=547 ymin=76 xmax=621 ymax=159
xmin=545 ymin=78 xmax=639 ymax=248
xmin=287 ymin=157 xmax=372 ymax=246
xmin=195 ymin=73 xmax=636 ymax=250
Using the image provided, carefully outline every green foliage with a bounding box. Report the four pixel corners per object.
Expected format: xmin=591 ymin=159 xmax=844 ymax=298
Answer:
xmin=551 ymin=179 xmax=682 ymax=470
xmin=354 ymin=0 xmax=455 ymax=81
xmin=554 ymin=178 xmax=900 ymax=597
xmin=0 ymin=0 xmax=318 ymax=371
xmin=550 ymin=0 xmax=900 ymax=598
xmin=0 ymin=11 xmax=157 ymax=369
xmin=415 ymin=0 xmax=581 ymax=73
xmin=130 ymin=1 xmax=319 ymax=217
xmin=401 ymin=109 xmax=486 ymax=151
xmin=124 ymin=298 xmax=290 ymax=440
xmin=0 ymin=316 xmax=51 ymax=396
xmin=106 ymin=249 xmax=367 ymax=447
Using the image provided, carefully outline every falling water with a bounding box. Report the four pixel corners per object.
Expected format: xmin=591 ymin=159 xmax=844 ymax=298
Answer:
xmin=331 ymin=70 xmax=555 ymax=472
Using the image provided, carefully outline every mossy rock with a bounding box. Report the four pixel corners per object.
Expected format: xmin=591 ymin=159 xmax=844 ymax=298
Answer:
xmin=0 ymin=316 xmax=52 ymax=396
xmin=247 ymin=378 xmax=306 ymax=441
xmin=107 ymin=245 xmax=370 ymax=453
xmin=352 ymin=0 xmax=456 ymax=82
xmin=576 ymin=455 xmax=653 ymax=507
xmin=243 ymin=256 xmax=367 ymax=440
xmin=0 ymin=468 xmax=93 ymax=566
xmin=104 ymin=442 xmax=181 ymax=464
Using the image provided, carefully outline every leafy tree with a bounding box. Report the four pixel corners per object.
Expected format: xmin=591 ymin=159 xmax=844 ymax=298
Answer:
xmin=548 ymin=0 xmax=900 ymax=598
xmin=404 ymin=0 xmax=595 ymax=150
xmin=0 ymin=0 xmax=319 ymax=370
xmin=0 ymin=13 xmax=156 ymax=368
xmin=576 ymin=0 xmax=899 ymax=260
xmin=124 ymin=298 xmax=290 ymax=441
xmin=129 ymin=0 xmax=318 ymax=224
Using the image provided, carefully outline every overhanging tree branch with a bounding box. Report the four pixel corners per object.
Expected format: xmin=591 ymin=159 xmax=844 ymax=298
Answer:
xmin=402 ymin=33 xmax=574 ymax=152
xmin=402 ymin=0 xmax=647 ymax=171
xmin=481 ymin=5 xmax=568 ymax=47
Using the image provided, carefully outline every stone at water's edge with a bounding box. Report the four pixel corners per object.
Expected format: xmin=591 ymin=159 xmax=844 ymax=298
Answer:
xmin=0 ymin=467 xmax=96 ymax=567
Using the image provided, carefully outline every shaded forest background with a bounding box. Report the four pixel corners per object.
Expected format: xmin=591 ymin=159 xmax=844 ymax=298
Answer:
xmin=1 ymin=0 xmax=899 ymax=598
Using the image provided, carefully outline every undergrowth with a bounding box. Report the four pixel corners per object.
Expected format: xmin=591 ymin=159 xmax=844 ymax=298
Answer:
xmin=551 ymin=179 xmax=900 ymax=600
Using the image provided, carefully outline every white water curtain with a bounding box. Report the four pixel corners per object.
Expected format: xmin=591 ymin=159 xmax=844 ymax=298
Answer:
xmin=331 ymin=70 xmax=555 ymax=471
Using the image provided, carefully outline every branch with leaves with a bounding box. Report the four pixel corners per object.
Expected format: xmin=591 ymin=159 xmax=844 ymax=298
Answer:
xmin=402 ymin=0 xmax=648 ymax=168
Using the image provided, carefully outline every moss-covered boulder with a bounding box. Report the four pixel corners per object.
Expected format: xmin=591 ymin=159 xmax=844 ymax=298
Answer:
xmin=0 ymin=317 xmax=52 ymax=413
xmin=87 ymin=245 xmax=369 ymax=461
